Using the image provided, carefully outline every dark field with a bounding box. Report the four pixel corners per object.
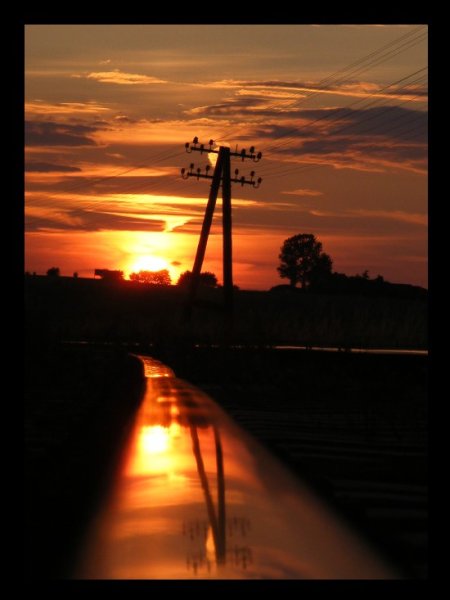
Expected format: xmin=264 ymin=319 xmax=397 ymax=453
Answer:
xmin=154 ymin=346 xmax=428 ymax=579
xmin=25 ymin=343 xmax=145 ymax=579
xmin=25 ymin=275 xmax=427 ymax=350
xmin=25 ymin=278 xmax=428 ymax=579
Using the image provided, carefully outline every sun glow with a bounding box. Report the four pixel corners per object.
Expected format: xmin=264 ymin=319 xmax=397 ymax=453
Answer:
xmin=109 ymin=231 xmax=192 ymax=283
xmin=128 ymin=255 xmax=169 ymax=276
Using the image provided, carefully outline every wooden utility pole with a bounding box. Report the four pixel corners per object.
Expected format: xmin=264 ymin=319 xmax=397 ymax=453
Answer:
xmin=181 ymin=137 xmax=262 ymax=320
xmin=221 ymin=147 xmax=233 ymax=316
xmin=185 ymin=148 xmax=225 ymax=318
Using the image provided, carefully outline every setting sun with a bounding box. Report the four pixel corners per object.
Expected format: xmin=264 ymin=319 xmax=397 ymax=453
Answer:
xmin=127 ymin=255 xmax=169 ymax=277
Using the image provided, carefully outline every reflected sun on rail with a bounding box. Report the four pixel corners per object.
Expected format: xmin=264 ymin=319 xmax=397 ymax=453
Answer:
xmin=141 ymin=425 xmax=170 ymax=454
xmin=129 ymin=421 xmax=185 ymax=477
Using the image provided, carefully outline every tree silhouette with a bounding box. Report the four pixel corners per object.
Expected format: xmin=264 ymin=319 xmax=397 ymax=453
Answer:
xmin=309 ymin=253 xmax=333 ymax=288
xmin=129 ymin=269 xmax=172 ymax=285
xmin=46 ymin=267 xmax=60 ymax=277
xmin=177 ymin=270 xmax=218 ymax=288
xmin=277 ymin=234 xmax=332 ymax=288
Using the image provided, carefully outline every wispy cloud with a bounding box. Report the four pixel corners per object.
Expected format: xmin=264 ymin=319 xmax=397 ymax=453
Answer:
xmin=255 ymin=106 xmax=427 ymax=174
xmin=25 ymin=120 xmax=99 ymax=147
xmin=25 ymin=206 xmax=167 ymax=232
xmin=351 ymin=209 xmax=428 ymax=226
xmin=83 ymin=70 xmax=167 ymax=85
xmin=309 ymin=208 xmax=427 ymax=226
xmin=282 ymin=188 xmax=323 ymax=197
xmin=194 ymin=79 xmax=427 ymax=101
xmin=186 ymin=96 xmax=267 ymax=116
xmin=26 ymin=101 xmax=111 ymax=115
xmin=236 ymin=89 xmax=305 ymax=100
xmin=25 ymin=162 xmax=82 ymax=173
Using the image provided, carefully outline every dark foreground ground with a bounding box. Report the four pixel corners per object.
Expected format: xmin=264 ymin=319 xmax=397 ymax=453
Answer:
xmin=25 ymin=342 xmax=145 ymax=579
xmin=25 ymin=343 xmax=427 ymax=580
xmin=156 ymin=346 xmax=428 ymax=579
xmin=25 ymin=275 xmax=427 ymax=350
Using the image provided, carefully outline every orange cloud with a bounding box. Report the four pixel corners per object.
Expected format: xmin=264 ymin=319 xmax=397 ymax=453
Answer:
xmin=351 ymin=209 xmax=428 ymax=226
xmin=84 ymin=70 xmax=167 ymax=85
xmin=309 ymin=208 xmax=427 ymax=226
xmin=236 ymin=89 xmax=305 ymax=100
xmin=265 ymin=145 xmax=427 ymax=176
xmin=194 ymin=79 xmax=427 ymax=102
xmin=26 ymin=101 xmax=111 ymax=115
xmin=97 ymin=117 xmax=230 ymax=145
xmin=282 ymin=188 xmax=323 ymax=197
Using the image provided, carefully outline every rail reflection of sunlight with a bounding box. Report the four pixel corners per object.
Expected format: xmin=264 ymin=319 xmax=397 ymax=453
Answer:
xmin=141 ymin=425 xmax=169 ymax=454
xmin=135 ymin=422 xmax=182 ymax=476
xmin=133 ymin=360 xmax=255 ymax=576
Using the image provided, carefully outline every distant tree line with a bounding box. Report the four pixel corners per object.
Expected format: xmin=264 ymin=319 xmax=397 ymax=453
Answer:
xmin=36 ymin=267 xmax=220 ymax=288
xmin=130 ymin=270 xmax=172 ymax=285
xmin=275 ymin=233 xmax=426 ymax=299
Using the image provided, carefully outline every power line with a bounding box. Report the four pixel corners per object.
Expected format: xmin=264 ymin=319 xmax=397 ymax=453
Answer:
xmin=25 ymin=26 xmax=427 ymax=216
xmin=260 ymin=77 xmax=427 ymax=180
xmin=26 ymin=26 xmax=426 ymax=202
xmin=218 ymin=28 xmax=427 ymax=147
xmin=262 ymin=105 xmax=427 ymax=182
xmin=263 ymin=67 xmax=428 ymax=157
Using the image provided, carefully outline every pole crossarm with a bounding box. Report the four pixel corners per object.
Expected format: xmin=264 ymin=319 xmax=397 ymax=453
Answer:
xmin=181 ymin=164 xmax=262 ymax=188
xmin=185 ymin=137 xmax=262 ymax=162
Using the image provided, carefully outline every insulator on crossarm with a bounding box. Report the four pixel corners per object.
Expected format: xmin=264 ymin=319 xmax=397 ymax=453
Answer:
xmin=250 ymin=171 xmax=255 ymax=180
xmin=240 ymin=175 xmax=245 ymax=186
xmin=193 ymin=136 xmax=199 ymax=145
xmin=205 ymin=164 xmax=210 ymax=173
xmin=241 ymin=149 xmax=246 ymax=161
xmin=196 ymin=167 xmax=201 ymax=179
xmin=254 ymin=177 xmax=262 ymax=188
xmin=235 ymin=168 xmax=239 ymax=176
xmin=209 ymin=139 xmax=214 ymax=148
xmin=200 ymin=143 xmax=204 ymax=154
xmin=189 ymin=163 xmax=194 ymax=172
xmin=185 ymin=142 xmax=192 ymax=153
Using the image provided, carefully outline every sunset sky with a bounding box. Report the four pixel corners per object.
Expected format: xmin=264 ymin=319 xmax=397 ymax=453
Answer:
xmin=25 ymin=25 xmax=428 ymax=289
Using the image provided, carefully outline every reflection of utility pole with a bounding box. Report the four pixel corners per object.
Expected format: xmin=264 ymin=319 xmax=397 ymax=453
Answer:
xmin=190 ymin=424 xmax=227 ymax=564
xmin=214 ymin=426 xmax=226 ymax=561
xmin=181 ymin=137 xmax=263 ymax=320
xmin=188 ymin=423 xmax=253 ymax=575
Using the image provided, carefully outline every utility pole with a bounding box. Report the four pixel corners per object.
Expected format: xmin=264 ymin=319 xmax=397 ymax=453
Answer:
xmin=181 ymin=137 xmax=262 ymax=320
